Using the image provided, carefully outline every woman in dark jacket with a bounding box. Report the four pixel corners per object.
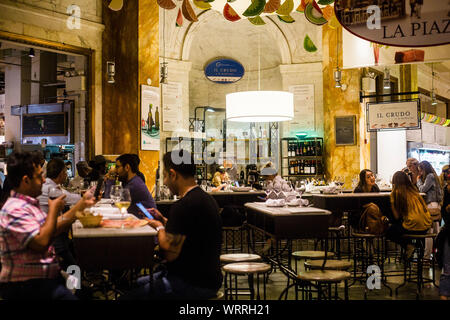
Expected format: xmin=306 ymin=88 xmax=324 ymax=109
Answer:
xmin=354 ymin=169 xmax=380 ymax=193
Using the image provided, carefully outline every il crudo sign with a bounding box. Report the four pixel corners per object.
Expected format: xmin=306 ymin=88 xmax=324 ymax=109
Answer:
xmin=334 ymin=0 xmax=450 ymax=47
xmin=204 ymin=59 xmax=245 ymax=84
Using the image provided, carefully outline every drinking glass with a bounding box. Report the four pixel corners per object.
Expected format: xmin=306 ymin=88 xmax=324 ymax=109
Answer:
xmin=48 ymin=186 xmax=64 ymax=200
xmin=115 ymin=188 xmax=131 ymax=228
xmin=110 ymin=184 xmax=122 ymax=204
xmin=248 ymin=175 xmax=255 ymax=189
xmin=201 ymin=180 xmax=207 ymax=191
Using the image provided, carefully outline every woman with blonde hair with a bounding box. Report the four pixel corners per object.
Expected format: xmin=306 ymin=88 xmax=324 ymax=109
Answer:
xmin=386 ymin=171 xmax=432 ymax=260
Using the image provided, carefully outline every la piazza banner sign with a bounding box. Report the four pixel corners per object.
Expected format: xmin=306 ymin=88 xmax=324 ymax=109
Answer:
xmin=335 ymin=0 xmax=450 ymax=47
xmin=367 ymin=100 xmax=421 ymax=132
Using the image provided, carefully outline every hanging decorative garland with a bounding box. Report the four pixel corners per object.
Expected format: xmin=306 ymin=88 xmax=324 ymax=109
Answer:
xmin=157 ymin=0 xmax=338 ymax=28
xmin=421 ymin=112 xmax=450 ymax=127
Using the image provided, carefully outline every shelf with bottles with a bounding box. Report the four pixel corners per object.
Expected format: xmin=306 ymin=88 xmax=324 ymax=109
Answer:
xmin=282 ymin=137 xmax=323 ymax=158
xmin=281 ymin=137 xmax=324 ymax=178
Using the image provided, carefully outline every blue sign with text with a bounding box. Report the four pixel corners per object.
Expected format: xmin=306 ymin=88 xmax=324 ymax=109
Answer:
xmin=204 ymin=59 xmax=244 ymax=84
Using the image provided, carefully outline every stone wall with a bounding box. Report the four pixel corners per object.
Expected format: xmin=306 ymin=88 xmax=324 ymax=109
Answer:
xmin=0 ymin=0 xmax=104 ymax=155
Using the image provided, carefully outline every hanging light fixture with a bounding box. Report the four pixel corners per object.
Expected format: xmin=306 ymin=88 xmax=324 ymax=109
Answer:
xmin=431 ymin=63 xmax=437 ymax=106
xmin=226 ymin=32 xmax=293 ymax=123
xmin=28 ymin=48 xmax=35 ymax=58
xmin=334 ymin=68 xmax=342 ymax=88
xmin=160 ymin=8 xmax=168 ymax=85
xmin=383 ymin=67 xmax=390 ymax=89
xmin=334 ymin=30 xmax=342 ymax=89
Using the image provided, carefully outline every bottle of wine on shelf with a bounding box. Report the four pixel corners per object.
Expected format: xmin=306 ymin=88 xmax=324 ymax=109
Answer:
xmin=311 ymin=160 xmax=316 ymax=174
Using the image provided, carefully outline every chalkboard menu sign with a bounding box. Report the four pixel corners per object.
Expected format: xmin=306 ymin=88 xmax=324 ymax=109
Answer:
xmin=23 ymin=112 xmax=67 ymax=137
xmin=335 ymin=116 xmax=356 ymax=145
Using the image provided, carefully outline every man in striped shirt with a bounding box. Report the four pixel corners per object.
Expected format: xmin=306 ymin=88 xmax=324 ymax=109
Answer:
xmin=0 ymin=152 xmax=95 ymax=300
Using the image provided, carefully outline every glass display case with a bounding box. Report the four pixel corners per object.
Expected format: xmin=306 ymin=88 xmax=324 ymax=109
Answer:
xmin=407 ymin=142 xmax=450 ymax=175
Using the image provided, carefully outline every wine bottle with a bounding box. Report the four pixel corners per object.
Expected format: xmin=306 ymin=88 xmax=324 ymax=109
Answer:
xmin=240 ymin=170 xmax=245 ymax=181
xmin=289 ymin=161 xmax=294 ymax=175
xmin=155 ymin=106 xmax=160 ymax=130
xmin=311 ymin=160 xmax=316 ymax=174
xmin=147 ymin=104 xmax=154 ymax=131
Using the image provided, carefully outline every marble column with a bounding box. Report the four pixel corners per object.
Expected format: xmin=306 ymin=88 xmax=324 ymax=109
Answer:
xmin=323 ymin=25 xmax=364 ymax=188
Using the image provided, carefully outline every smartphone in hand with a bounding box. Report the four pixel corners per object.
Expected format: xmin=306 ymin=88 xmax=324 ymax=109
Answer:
xmin=136 ymin=202 xmax=154 ymax=220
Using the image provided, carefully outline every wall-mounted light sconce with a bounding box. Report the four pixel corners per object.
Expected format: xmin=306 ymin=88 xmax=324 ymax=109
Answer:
xmin=28 ymin=48 xmax=35 ymax=58
xmin=107 ymin=61 xmax=115 ymax=84
xmin=160 ymin=62 xmax=168 ymax=84
xmin=334 ymin=67 xmax=342 ymax=88
xmin=383 ymin=67 xmax=390 ymax=89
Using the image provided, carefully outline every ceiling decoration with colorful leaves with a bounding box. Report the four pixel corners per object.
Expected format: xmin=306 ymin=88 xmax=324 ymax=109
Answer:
xmin=158 ymin=0 xmax=340 ymax=28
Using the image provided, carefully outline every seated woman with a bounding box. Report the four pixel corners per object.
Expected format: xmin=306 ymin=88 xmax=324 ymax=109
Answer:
xmin=353 ymin=169 xmax=380 ymax=193
xmin=385 ymin=171 xmax=432 ymax=260
xmin=211 ymin=166 xmax=229 ymax=191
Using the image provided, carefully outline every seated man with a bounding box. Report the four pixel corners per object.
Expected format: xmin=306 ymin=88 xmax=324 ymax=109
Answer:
xmin=0 ymin=152 xmax=95 ymax=300
xmin=105 ymin=153 xmax=156 ymax=217
xmin=69 ymin=161 xmax=92 ymax=190
xmin=38 ymin=158 xmax=82 ymax=270
xmin=121 ymin=150 xmax=223 ymax=300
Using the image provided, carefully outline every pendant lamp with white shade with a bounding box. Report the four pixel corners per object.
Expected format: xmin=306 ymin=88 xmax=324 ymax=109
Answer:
xmin=226 ymin=91 xmax=294 ymax=122
xmin=226 ymin=32 xmax=294 ymax=123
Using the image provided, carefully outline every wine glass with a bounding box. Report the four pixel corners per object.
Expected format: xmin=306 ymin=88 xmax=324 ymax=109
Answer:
xmin=336 ymin=176 xmax=345 ymax=194
xmin=115 ymin=188 xmax=131 ymax=228
xmin=110 ymin=184 xmax=122 ymax=204
xmin=49 ymin=186 xmax=64 ymax=201
xmin=248 ymin=175 xmax=255 ymax=189
xmin=201 ymin=180 xmax=207 ymax=191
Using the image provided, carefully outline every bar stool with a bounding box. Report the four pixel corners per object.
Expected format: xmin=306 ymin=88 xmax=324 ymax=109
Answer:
xmin=292 ymin=251 xmax=335 ymax=274
xmin=327 ymin=225 xmax=346 ymax=259
xmin=304 ymin=259 xmax=352 ymax=271
xmin=222 ymin=262 xmax=271 ymax=300
xmin=295 ymin=270 xmax=351 ymax=300
xmin=395 ymin=233 xmax=438 ymax=299
xmin=351 ymin=232 xmax=390 ymax=298
xmin=220 ymin=253 xmax=261 ymax=264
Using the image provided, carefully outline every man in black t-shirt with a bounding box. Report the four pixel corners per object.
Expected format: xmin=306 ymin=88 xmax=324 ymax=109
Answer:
xmin=121 ymin=150 xmax=222 ymax=300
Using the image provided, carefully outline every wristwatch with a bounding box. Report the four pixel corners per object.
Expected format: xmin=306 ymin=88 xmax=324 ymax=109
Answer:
xmin=156 ymin=225 xmax=165 ymax=232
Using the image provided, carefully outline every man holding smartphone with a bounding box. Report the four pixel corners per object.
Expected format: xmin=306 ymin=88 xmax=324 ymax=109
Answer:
xmin=121 ymin=150 xmax=222 ymax=300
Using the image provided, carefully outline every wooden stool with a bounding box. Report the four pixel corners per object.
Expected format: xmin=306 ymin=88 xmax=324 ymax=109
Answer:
xmin=395 ymin=233 xmax=438 ymax=299
xmin=296 ymin=270 xmax=351 ymax=300
xmin=220 ymin=253 xmax=261 ymax=264
xmin=351 ymin=232 xmax=388 ymax=296
xmin=292 ymin=251 xmax=335 ymax=273
xmin=222 ymin=262 xmax=271 ymax=300
xmin=328 ymin=225 xmax=346 ymax=259
xmin=304 ymin=259 xmax=352 ymax=271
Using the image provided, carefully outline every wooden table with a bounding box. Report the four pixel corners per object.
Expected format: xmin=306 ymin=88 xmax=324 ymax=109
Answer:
xmin=244 ymin=202 xmax=332 ymax=299
xmin=244 ymin=202 xmax=331 ymax=239
xmin=72 ymin=220 xmax=157 ymax=271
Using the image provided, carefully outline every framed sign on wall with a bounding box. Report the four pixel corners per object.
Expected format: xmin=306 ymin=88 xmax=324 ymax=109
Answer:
xmin=335 ymin=115 xmax=356 ymax=146
xmin=366 ymin=99 xmax=421 ymax=132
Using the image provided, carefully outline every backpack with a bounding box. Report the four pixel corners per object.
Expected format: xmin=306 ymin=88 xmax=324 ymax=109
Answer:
xmin=358 ymin=203 xmax=388 ymax=235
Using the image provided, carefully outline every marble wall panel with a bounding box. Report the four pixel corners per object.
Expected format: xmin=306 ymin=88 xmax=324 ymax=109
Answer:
xmin=138 ymin=0 xmax=160 ymax=192
xmin=323 ymin=25 xmax=365 ymax=187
